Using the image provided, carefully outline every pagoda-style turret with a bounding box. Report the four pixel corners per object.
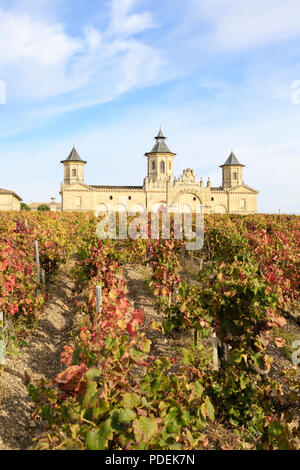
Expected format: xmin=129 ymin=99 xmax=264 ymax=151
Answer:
xmin=145 ymin=128 xmax=176 ymax=183
xmin=61 ymin=146 xmax=87 ymax=185
xmin=220 ymin=151 xmax=244 ymax=189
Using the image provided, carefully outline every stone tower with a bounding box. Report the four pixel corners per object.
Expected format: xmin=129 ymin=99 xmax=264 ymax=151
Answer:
xmin=144 ymin=129 xmax=176 ymax=183
xmin=61 ymin=146 xmax=87 ymax=185
xmin=220 ymin=151 xmax=245 ymax=189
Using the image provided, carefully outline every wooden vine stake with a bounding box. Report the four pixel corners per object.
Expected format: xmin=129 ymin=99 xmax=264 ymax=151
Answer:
xmin=199 ymin=258 xmax=203 ymax=271
xmin=168 ymin=291 xmax=172 ymax=308
xmin=173 ymin=287 xmax=178 ymax=304
xmin=96 ymin=285 xmax=102 ymax=315
xmin=224 ymin=344 xmax=229 ymax=361
xmin=181 ymin=246 xmax=185 ymax=264
xmin=0 ymin=312 xmax=5 ymax=378
xmin=212 ymin=332 xmax=219 ymax=371
xmin=194 ymin=329 xmax=199 ymax=347
xmin=34 ymin=241 xmax=41 ymax=285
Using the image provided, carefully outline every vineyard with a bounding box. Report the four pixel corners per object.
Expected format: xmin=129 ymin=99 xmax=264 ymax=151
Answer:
xmin=0 ymin=211 xmax=299 ymax=450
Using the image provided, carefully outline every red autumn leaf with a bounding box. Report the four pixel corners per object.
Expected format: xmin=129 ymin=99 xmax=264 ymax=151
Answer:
xmin=0 ymin=259 xmax=8 ymax=272
xmin=203 ymin=437 xmax=209 ymax=448
xmin=54 ymin=364 xmax=87 ymax=392
xmin=275 ymin=337 xmax=286 ymax=348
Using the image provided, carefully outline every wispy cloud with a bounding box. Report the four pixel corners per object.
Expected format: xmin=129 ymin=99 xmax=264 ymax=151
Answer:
xmin=109 ymin=0 xmax=157 ymax=37
xmin=190 ymin=0 xmax=300 ymax=51
xmin=0 ymin=0 xmax=163 ymax=111
xmin=0 ymin=7 xmax=80 ymax=68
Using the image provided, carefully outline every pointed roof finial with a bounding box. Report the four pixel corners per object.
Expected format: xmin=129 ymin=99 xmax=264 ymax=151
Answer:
xmin=61 ymin=146 xmax=87 ymax=164
xmin=145 ymin=128 xmax=175 ymax=155
xmin=221 ymin=150 xmax=244 ymax=167
xmin=156 ymin=127 xmax=166 ymax=140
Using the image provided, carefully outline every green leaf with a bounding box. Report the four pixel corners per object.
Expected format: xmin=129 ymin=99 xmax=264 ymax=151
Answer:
xmin=85 ymin=368 xmax=101 ymax=382
xmin=129 ymin=348 xmax=146 ymax=364
xmin=133 ymin=416 xmax=158 ymax=444
xmin=204 ymin=396 xmax=215 ymax=422
xmin=162 ymin=319 xmax=174 ymax=334
xmin=239 ymin=375 xmax=249 ymax=390
xmin=92 ymin=399 xmax=109 ymax=420
xmin=160 ymin=357 xmax=171 ymax=370
xmin=193 ymin=382 xmax=205 ymax=399
xmin=182 ymin=348 xmax=193 ymax=366
xmin=118 ymin=408 xmax=136 ymax=424
xmin=82 ymin=381 xmax=98 ymax=408
xmin=67 ymin=403 xmax=81 ymax=423
xmin=268 ymin=421 xmax=282 ymax=438
xmin=121 ymin=393 xmax=141 ymax=409
xmin=229 ymin=417 xmax=239 ymax=427
xmin=85 ymin=419 xmax=113 ymax=450
xmin=72 ymin=346 xmax=82 ymax=365
xmin=139 ymin=337 xmax=152 ymax=354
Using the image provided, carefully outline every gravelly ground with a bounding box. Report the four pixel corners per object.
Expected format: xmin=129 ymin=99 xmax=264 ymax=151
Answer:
xmin=123 ymin=263 xmax=193 ymax=362
xmin=0 ymin=258 xmax=76 ymax=450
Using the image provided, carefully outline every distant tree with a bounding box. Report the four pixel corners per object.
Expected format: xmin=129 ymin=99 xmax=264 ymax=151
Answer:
xmin=37 ymin=204 xmax=50 ymax=212
xmin=20 ymin=202 xmax=31 ymax=211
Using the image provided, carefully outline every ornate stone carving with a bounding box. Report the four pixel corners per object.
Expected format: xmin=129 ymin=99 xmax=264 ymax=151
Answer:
xmin=181 ymin=168 xmax=196 ymax=183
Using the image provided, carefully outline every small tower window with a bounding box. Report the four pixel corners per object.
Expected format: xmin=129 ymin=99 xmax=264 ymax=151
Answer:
xmin=169 ymin=162 xmax=171 ymax=170
xmin=128 ymin=196 xmax=132 ymax=200
xmin=160 ymin=161 xmax=165 ymax=173
xmin=152 ymin=161 xmax=155 ymax=170
xmin=110 ymin=196 xmax=113 ymax=200
xmin=233 ymin=172 xmax=237 ymax=180
xmin=72 ymin=169 xmax=77 ymax=177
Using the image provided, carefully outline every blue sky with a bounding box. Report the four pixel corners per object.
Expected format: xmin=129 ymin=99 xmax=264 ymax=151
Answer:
xmin=0 ymin=0 xmax=300 ymax=213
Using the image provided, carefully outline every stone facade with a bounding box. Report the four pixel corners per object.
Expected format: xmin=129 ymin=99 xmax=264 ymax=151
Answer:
xmin=0 ymin=188 xmax=22 ymax=211
xmin=60 ymin=130 xmax=258 ymax=214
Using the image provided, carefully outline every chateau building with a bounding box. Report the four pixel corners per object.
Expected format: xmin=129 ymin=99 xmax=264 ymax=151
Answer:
xmin=60 ymin=129 xmax=258 ymax=214
xmin=29 ymin=198 xmax=62 ymax=212
xmin=0 ymin=187 xmax=22 ymax=211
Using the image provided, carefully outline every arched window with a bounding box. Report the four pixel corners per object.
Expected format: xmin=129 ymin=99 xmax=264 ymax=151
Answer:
xmin=152 ymin=161 xmax=155 ymax=170
xmin=72 ymin=169 xmax=77 ymax=177
xmin=160 ymin=161 xmax=165 ymax=173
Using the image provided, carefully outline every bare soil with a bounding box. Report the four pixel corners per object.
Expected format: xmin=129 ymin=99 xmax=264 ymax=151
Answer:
xmin=123 ymin=264 xmax=193 ymax=362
